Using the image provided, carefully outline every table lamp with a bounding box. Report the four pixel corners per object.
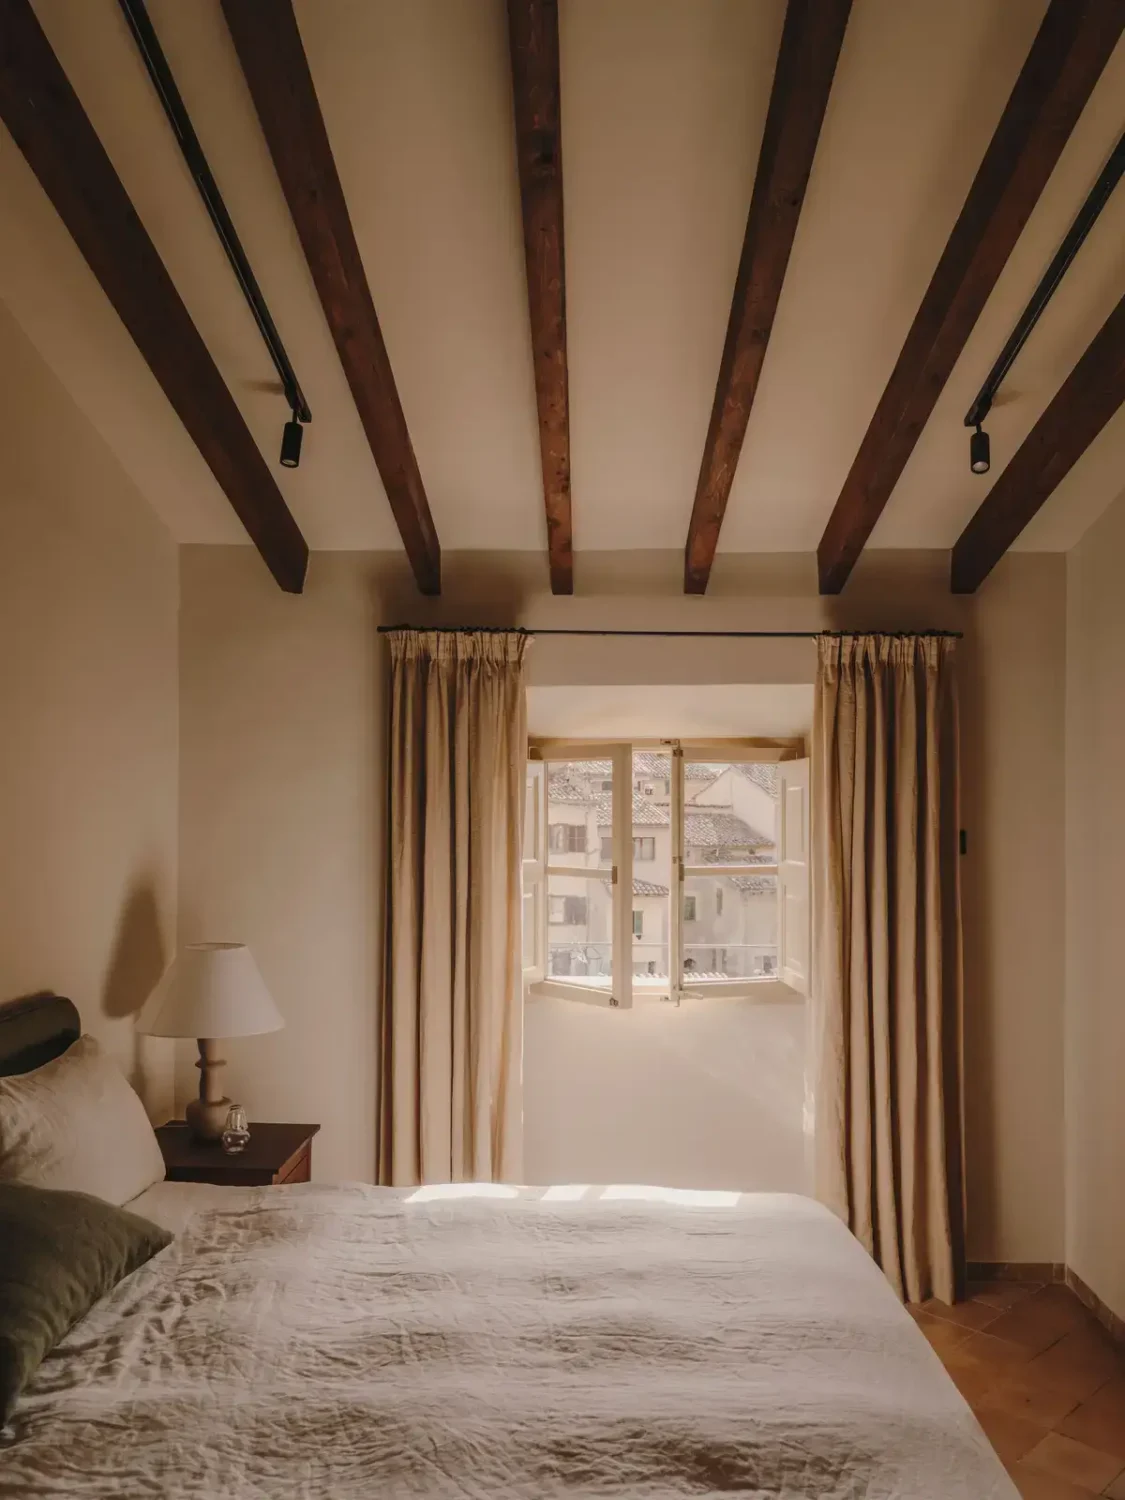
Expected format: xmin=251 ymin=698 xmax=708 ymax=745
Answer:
xmin=137 ymin=943 xmax=284 ymax=1143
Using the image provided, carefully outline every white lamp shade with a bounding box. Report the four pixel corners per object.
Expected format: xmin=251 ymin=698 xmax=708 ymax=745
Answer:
xmin=136 ymin=944 xmax=284 ymax=1040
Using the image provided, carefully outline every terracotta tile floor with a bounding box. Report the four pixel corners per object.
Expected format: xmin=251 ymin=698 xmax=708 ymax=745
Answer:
xmin=909 ymin=1283 xmax=1125 ymax=1499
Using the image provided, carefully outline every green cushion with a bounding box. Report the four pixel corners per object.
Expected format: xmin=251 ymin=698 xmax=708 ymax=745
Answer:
xmin=0 ymin=1181 xmax=171 ymax=1424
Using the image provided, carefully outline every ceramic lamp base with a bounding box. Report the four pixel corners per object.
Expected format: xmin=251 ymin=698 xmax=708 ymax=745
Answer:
xmin=187 ymin=1038 xmax=231 ymax=1143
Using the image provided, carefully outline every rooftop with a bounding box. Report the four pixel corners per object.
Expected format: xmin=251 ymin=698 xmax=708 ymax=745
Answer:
xmin=599 ymin=877 xmax=670 ymax=897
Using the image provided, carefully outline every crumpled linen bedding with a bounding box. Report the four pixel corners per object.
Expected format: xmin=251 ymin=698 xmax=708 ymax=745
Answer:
xmin=1 ymin=1183 xmax=1014 ymax=1498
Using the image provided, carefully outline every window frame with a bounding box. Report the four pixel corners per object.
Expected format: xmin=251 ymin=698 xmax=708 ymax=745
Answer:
xmin=528 ymin=737 xmax=806 ymax=1007
xmin=522 ymin=760 xmax=546 ymax=983
xmin=529 ymin=742 xmax=633 ymax=1008
xmin=674 ymin=741 xmax=788 ymax=1000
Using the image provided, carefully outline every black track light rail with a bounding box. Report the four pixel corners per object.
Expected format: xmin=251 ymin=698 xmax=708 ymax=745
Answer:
xmin=965 ymin=129 xmax=1125 ymax=433
xmin=118 ymin=0 xmax=312 ymax=427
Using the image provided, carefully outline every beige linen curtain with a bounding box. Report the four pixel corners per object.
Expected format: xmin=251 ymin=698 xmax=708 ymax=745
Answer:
xmin=812 ymin=634 xmax=965 ymax=1304
xmin=379 ymin=629 xmax=529 ymax=1186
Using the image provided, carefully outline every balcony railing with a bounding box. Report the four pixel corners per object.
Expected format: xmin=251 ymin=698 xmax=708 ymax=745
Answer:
xmin=547 ymin=941 xmax=778 ymax=985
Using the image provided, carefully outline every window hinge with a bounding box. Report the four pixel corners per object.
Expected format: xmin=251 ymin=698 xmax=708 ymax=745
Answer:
xmin=611 ymin=864 xmax=618 ymax=885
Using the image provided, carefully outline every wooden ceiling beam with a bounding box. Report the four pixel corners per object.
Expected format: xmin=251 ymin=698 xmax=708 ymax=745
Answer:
xmin=0 ymin=0 xmax=309 ymax=593
xmin=951 ymin=292 xmax=1125 ymax=593
xmin=507 ymin=0 xmax=572 ymax=595
xmin=683 ymin=0 xmax=852 ymax=595
xmin=817 ymin=0 xmax=1125 ymax=595
xmin=222 ymin=0 xmax=441 ymax=596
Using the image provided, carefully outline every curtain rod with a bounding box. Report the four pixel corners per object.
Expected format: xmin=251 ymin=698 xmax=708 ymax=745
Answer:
xmin=377 ymin=626 xmax=963 ymax=640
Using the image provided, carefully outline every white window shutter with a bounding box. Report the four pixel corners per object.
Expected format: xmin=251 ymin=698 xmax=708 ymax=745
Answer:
xmin=523 ymin=760 xmax=546 ymax=981
xmin=777 ymin=758 xmax=810 ymax=996
xmin=610 ymin=744 xmax=634 ymax=1008
xmin=670 ymin=743 xmax=684 ymax=1002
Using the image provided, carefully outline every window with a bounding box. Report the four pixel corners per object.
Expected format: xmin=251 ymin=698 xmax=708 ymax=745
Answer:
xmin=525 ymin=742 xmax=809 ymax=1006
xmin=549 ymin=823 xmax=586 ymax=855
xmin=549 ymin=894 xmax=588 ymax=925
xmin=523 ymin=751 xmax=626 ymax=994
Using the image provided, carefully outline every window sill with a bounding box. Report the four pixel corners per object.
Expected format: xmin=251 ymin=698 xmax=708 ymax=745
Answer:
xmin=526 ymin=978 xmax=805 ymax=1007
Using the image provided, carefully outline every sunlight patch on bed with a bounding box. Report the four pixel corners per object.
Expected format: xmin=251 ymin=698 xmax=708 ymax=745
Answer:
xmin=599 ymin=1185 xmax=741 ymax=1208
xmin=406 ymin=1183 xmax=521 ymax=1203
xmin=540 ymin=1184 xmax=592 ymax=1201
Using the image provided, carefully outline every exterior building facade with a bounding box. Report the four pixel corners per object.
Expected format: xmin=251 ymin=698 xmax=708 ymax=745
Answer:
xmin=545 ymin=755 xmax=778 ymax=987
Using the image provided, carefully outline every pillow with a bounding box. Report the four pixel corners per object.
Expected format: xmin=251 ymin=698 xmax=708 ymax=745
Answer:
xmin=0 ymin=1181 xmax=171 ymax=1424
xmin=0 ymin=1035 xmax=166 ymax=1205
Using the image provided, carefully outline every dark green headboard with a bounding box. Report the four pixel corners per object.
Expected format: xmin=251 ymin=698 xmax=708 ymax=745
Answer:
xmin=0 ymin=994 xmax=80 ymax=1077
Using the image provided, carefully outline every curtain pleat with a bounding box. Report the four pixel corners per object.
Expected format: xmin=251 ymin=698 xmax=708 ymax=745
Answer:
xmin=379 ymin=630 xmax=528 ymax=1186
xmin=813 ymin=634 xmax=965 ymax=1304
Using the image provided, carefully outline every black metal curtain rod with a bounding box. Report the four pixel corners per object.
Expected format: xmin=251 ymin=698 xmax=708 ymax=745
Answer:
xmin=118 ymin=0 xmax=312 ymax=425
xmin=377 ymin=626 xmax=963 ymax=640
xmin=965 ymin=128 xmax=1125 ymax=431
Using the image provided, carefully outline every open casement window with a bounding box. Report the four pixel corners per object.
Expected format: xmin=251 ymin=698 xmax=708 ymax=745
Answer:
xmin=522 ymin=760 xmax=546 ymax=982
xmin=674 ymin=745 xmax=809 ymax=1000
xmin=777 ymin=758 xmax=810 ymax=995
xmin=526 ymin=744 xmax=634 ymax=1006
xmin=527 ymin=739 xmax=809 ymax=1006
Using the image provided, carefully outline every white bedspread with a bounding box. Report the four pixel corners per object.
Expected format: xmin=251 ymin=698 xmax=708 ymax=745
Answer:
xmin=2 ymin=1184 xmax=1014 ymax=1498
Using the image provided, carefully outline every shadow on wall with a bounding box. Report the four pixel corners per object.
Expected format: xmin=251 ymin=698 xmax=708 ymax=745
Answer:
xmin=370 ymin=554 xmax=537 ymax=627
xmin=101 ymin=874 xmax=168 ymax=1109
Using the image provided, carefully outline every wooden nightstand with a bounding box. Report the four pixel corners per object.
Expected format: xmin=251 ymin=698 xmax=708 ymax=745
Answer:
xmin=155 ymin=1121 xmax=320 ymax=1186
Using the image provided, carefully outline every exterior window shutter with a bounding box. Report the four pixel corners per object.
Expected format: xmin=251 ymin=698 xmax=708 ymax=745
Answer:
xmin=777 ymin=758 xmax=810 ymax=995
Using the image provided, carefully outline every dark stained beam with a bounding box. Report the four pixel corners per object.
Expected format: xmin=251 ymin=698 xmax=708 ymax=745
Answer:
xmin=684 ymin=0 xmax=852 ymax=595
xmin=817 ymin=0 xmax=1125 ymax=595
xmin=507 ymin=0 xmax=572 ymax=595
xmin=0 ymin=0 xmax=308 ymax=592
xmin=951 ymin=293 xmax=1125 ymax=593
xmin=222 ymin=0 xmax=441 ymax=596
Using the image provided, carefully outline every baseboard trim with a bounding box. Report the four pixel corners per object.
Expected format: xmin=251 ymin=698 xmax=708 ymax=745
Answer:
xmin=1065 ymin=1266 xmax=1125 ymax=1347
xmin=968 ymin=1261 xmax=1124 ymax=1345
xmin=967 ymin=1261 xmax=1065 ymax=1285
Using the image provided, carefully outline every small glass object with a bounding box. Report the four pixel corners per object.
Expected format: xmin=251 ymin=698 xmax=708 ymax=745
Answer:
xmin=221 ymin=1105 xmax=251 ymax=1155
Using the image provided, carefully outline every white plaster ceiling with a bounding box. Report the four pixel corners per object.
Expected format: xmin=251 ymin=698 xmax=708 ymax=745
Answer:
xmin=2 ymin=0 xmax=1124 ymax=558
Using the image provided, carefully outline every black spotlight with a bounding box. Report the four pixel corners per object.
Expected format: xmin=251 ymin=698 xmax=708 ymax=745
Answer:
xmin=970 ymin=424 xmax=990 ymax=475
xmin=280 ymin=415 xmax=303 ymax=469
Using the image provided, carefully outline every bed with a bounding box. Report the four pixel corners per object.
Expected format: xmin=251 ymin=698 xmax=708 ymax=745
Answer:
xmin=0 ymin=996 xmax=1016 ymax=1499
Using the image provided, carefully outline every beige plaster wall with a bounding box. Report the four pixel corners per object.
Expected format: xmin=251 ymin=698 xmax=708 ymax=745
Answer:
xmin=0 ymin=301 xmax=179 ymax=1117
xmin=179 ymin=544 xmax=1066 ymax=1263
xmin=1065 ymin=488 xmax=1125 ymax=1318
